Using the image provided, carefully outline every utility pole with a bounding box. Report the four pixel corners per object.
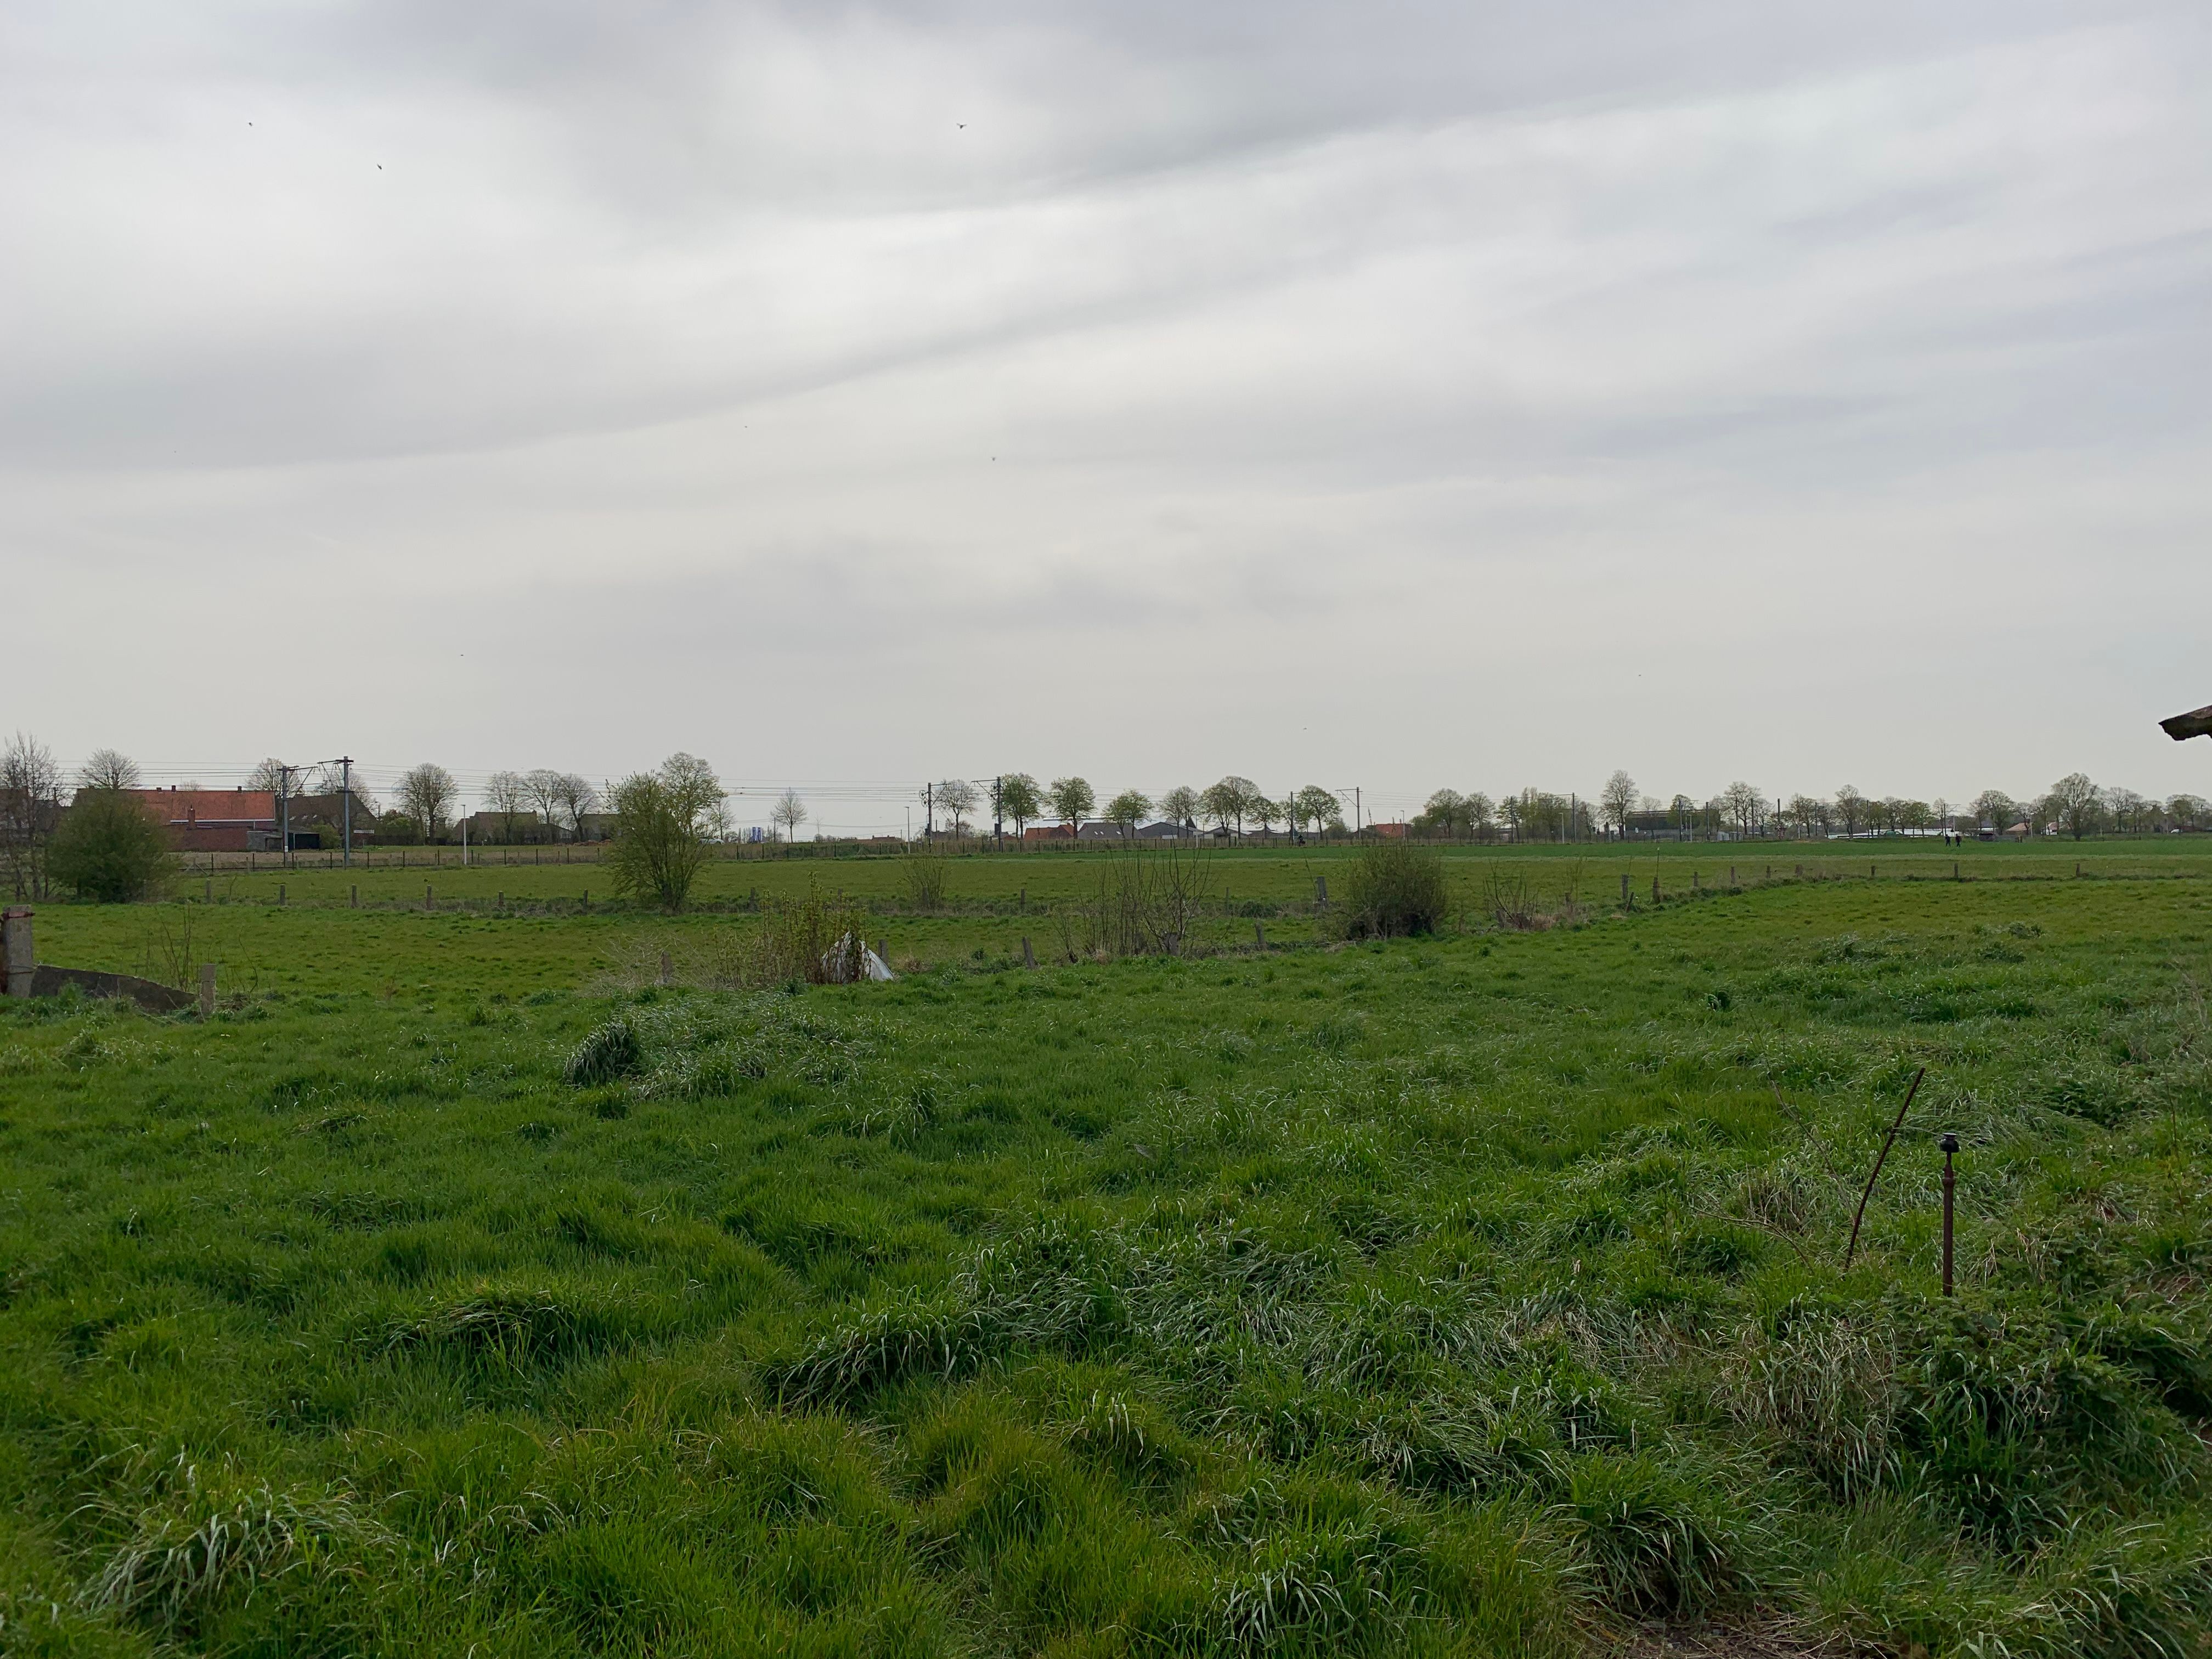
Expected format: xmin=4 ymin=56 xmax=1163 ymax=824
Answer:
xmin=924 ymin=782 xmax=934 ymax=841
xmin=1354 ymin=787 xmax=1362 ymax=835
xmin=277 ymin=763 xmax=297 ymax=870
xmin=340 ymin=757 xmax=353 ymax=868
xmin=992 ymin=776 xmax=1003 ymax=851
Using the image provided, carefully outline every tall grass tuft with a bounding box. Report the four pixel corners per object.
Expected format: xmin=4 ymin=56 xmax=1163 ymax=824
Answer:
xmin=83 ymin=1457 xmax=382 ymax=1634
xmin=565 ymin=1017 xmax=643 ymax=1085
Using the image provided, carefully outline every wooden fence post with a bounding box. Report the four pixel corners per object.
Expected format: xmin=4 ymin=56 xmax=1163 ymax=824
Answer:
xmin=198 ymin=963 xmax=217 ymax=1018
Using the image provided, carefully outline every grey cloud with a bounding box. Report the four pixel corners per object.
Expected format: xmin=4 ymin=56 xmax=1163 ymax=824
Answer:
xmin=1 ymin=1 xmax=2205 ymax=800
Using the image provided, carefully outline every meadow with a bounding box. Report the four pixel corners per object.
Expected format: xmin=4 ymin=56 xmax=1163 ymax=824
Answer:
xmin=4 ymin=841 xmax=2211 ymax=1655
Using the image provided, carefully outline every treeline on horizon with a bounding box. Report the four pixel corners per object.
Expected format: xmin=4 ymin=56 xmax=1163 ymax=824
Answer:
xmin=4 ymin=732 xmax=2205 ymax=856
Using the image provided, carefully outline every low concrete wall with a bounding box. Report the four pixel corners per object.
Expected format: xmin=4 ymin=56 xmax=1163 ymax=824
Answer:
xmin=25 ymin=966 xmax=194 ymax=1014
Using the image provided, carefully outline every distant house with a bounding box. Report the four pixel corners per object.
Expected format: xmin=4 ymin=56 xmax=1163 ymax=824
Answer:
xmin=281 ymin=791 xmax=376 ymax=848
xmin=1136 ymin=821 xmax=1191 ymax=840
xmin=1077 ymin=821 xmax=1129 ymax=840
xmin=117 ymin=787 xmax=279 ymax=853
xmin=1023 ymin=825 xmax=1074 ymax=841
xmin=1369 ymin=821 xmax=1408 ymax=839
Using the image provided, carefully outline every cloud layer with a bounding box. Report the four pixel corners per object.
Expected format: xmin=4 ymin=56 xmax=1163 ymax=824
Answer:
xmin=5 ymin=2 xmax=2207 ymax=824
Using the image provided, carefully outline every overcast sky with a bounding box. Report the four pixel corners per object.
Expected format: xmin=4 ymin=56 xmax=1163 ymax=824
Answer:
xmin=5 ymin=2 xmax=2207 ymax=828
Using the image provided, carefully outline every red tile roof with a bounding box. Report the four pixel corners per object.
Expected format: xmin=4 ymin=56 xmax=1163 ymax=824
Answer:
xmin=124 ymin=788 xmax=277 ymax=826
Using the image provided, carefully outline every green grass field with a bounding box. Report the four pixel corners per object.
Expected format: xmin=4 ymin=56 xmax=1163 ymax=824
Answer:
xmin=5 ymin=843 xmax=2211 ymax=1655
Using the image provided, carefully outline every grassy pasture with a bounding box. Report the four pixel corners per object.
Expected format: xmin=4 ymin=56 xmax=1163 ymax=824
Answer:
xmin=36 ymin=837 xmax=2212 ymax=997
xmin=4 ymin=850 xmax=2212 ymax=1655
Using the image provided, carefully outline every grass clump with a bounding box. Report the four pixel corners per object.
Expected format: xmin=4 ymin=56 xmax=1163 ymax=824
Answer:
xmin=81 ymin=1456 xmax=384 ymax=1640
xmin=565 ymin=1015 xmax=643 ymax=1084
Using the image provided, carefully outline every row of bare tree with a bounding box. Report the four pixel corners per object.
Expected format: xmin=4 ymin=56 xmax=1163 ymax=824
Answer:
xmin=1411 ymin=772 xmax=2210 ymax=843
xmin=916 ymin=775 xmax=1351 ymax=840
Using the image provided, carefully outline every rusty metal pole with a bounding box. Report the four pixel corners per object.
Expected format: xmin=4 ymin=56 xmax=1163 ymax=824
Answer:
xmin=1940 ymin=1132 xmax=1959 ymax=1297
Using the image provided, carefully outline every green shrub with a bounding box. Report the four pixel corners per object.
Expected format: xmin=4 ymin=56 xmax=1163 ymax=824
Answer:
xmin=46 ymin=788 xmax=175 ymax=901
xmin=1335 ymin=843 xmax=1448 ymax=939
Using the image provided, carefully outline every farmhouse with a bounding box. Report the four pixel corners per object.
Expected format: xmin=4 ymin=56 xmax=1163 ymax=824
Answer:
xmin=115 ymin=787 xmax=278 ymax=852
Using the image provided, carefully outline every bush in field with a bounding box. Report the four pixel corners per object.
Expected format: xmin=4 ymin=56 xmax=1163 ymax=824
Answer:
xmin=901 ymin=850 xmax=950 ymax=912
xmin=1335 ymin=842 xmax=1447 ymax=938
xmin=607 ymin=753 xmax=727 ymax=912
xmin=47 ymin=788 xmax=175 ymax=901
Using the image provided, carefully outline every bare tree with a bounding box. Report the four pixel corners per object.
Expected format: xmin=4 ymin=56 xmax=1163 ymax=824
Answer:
xmin=1720 ymin=781 xmax=1762 ymax=838
xmin=771 ymin=788 xmax=809 ymax=842
xmin=397 ymin=763 xmax=459 ymax=842
xmin=1 ymin=731 xmax=63 ymax=898
xmin=525 ymin=769 xmax=564 ymax=837
xmin=1047 ymin=776 xmax=1094 ymax=832
xmin=486 ymin=771 xmax=529 ymax=842
xmin=1160 ymin=785 xmax=1201 ymax=833
xmin=1599 ymin=770 xmax=1637 ymax=839
xmin=1465 ymin=791 xmax=1495 ymax=842
xmin=308 ymin=764 xmax=375 ymax=815
xmin=245 ymin=757 xmax=295 ymax=792
xmin=2107 ymin=787 xmax=2147 ymax=834
xmin=554 ymin=772 xmax=601 ymax=840
xmin=936 ymin=778 xmax=980 ymax=837
xmin=1834 ymin=785 xmax=1867 ymax=838
xmin=2046 ymin=772 xmax=2102 ymax=840
xmin=81 ymin=749 xmax=143 ymax=791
